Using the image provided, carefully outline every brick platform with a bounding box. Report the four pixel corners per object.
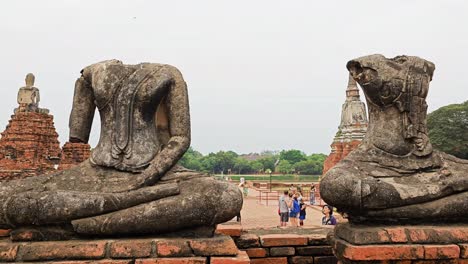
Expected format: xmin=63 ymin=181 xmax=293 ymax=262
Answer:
xmin=235 ymin=229 xmax=337 ymax=264
xmin=331 ymin=223 xmax=468 ymax=264
xmin=0 ymin=234 xmax=248 ymax=263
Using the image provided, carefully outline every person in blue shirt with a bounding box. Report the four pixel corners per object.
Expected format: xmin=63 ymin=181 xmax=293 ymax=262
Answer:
xmin=290 ymin=193 xmax=301 ymax=227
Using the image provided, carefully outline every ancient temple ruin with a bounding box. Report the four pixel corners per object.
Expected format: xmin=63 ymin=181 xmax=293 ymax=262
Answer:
xmin=322 ymin=74 xmax=368 ymax=174
xmin=0 ymin=74 xmax=90 ymax=180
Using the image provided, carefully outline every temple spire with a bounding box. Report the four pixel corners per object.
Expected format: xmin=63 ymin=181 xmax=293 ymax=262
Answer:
xmin=346 ymin=74 xmax=360 ymax=100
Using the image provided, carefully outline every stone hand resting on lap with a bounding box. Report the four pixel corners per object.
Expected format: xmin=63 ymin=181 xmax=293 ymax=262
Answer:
xmin=0 ymin=60 xmax=242 ymax=236
xmin=320 ymin=55 xmax=468 ymax=223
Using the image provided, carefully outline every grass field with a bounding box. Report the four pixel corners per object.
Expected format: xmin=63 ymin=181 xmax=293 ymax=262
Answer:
xmin=214 ymin=174 xmax=320 ymax=182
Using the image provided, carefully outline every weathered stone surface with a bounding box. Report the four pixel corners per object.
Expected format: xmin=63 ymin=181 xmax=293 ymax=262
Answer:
xmin=53 ymin=261 xmax=133 ymax=264
xmin=296 ymin=246 xmax=333 ymax=256
xmin=250 ymin=257 xmax=288 ymax=264
xmin=260 ymin=234 xmax=308 ymax=247
xmin=109 ymin=239 xmax=153 ymax=258
xmin=0 ymin=60 xmax=242 ymax=236
xmin=335 ymin=238 xmax=425 ymax=261
xmin=323 ymin=74 xmax=368 ymax=175
xmin=289 ymin=256 xmax=315 ymax=264
xmin=269 ymin=247 xmax=295 ymax=256
xmin=216 ymin=224 xmax=242 ymax=237
xmin=135 ymin=258 xmax=206 ymax=264
xmin=313 ymin=256 xmax=338 ymax=264
xmin=211 ymin=250 xmax=250 ymax=264
xmin=335 ymin=223 xmax=468 ymax=245
xmin=321 ymin=54 xmax=468 ymax=223
xmin=189 ymin=235 xmax=238 ymax=256
xmin=156 ymin=240 xmax=193 ymax=257
xmin=423 ymin=245 xmax=460 ymax=259
xmin=236 ymin=234 xmax=260 ymax=249
xmin=245 ymin=248 xmax=268 ymax=258
xmin=0 ymin=242 xmax=18 ymax=262
xmin=19 ymin=240 xmax=107 ymax=261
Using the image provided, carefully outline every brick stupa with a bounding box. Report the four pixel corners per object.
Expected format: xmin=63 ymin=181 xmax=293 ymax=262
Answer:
xmin=0 ymin=74 xmax=91 ymax=180
xmin=322 ymin=74 xmax=368 ymax=175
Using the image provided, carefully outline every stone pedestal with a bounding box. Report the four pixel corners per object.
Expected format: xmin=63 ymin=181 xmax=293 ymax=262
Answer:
xmin=58 ymin=142 xmax=91 ymax=170
xmin=331 ymin=223 xmax=468 ymax=264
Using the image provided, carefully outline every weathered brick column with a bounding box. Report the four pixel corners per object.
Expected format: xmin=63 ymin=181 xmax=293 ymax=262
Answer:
xmin=331 ymin=223 xmax=468 ymax=264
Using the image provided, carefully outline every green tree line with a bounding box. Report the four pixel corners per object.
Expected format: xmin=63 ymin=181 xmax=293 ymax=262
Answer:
xmin=178 ymin=148 xmax=326 ymax=175
xmin=427 ymin=100 xmax=468 ymax=159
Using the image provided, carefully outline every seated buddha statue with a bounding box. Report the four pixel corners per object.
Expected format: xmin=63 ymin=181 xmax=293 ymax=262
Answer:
xmin=320 ymin=55 xmax=468 ymax=224
xmin=0 ymin=60 xmax=242 ymax=236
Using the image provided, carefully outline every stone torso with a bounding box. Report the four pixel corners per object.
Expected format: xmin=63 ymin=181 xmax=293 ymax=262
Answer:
xmin=83 ymin=62 xmax=173 ymax=171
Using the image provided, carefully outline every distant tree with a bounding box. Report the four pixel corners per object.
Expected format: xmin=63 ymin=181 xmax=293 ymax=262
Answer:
xmin=279 ymin=149 xmax=306 ymax=164
xmin=427 ymin=101 xmax=468 ymax=159
xmin=200 ymin=153 xmax=218 ymax=174
xmin=294 ymin=158 xmax=323 ymax=175
xmin=276 ymin=160 xmax=293 ymax=174
xmin=250 ymin=160 xmax=264 ymax=173
xmin=178 ymin=147 xmax=203 ymax=171
xmin=233 ymin=157 xmax=252 ymax=174
xmin=213 ymin=151 xmax=238 ymax=174
xmin=257 ymin=155 xmax=278 ymax=172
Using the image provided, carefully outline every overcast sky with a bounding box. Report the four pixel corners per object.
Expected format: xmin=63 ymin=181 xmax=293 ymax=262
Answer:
xmin=0 ymin=0 xmax=467 ymax=155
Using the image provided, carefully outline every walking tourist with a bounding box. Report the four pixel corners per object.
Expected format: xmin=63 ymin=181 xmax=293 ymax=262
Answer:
xmin=310 ymin=184 xmax=316 ymax=205
xmin=321 ymin=205 xmax=337 ymax=225
xmin=278 ymin=190 xmax=290 ymax=227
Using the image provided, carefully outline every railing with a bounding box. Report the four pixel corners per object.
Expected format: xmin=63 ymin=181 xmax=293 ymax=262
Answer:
xmin=255 ymin=188 xmax=325 ymax=206
xmin=256 ymin=190 xmax=280 ymax=206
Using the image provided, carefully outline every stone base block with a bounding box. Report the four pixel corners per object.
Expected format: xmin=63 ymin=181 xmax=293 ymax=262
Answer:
xmin=332 ymin=223 xmax=468 ymax=264
xmin=0 ymin=234 xmax=242 ymax=263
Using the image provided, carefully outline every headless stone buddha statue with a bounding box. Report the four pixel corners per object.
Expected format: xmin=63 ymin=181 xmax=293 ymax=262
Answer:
xmin=15 ymin=73 xmax=48 ymax=114
xmin=320 ymin=55 xmax=468 ymax=224
xmin=0 ymin=60 xmax=242 ymax=236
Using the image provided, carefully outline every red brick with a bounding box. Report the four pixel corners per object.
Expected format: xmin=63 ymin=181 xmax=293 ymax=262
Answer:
xmin=460 ymin=243 xmax=468 ymax=258
xmin=407 ymin=226 xmax=468 ymax=244
xmin=336 ymin=239 xmax=424 ymax=261
xmin=459 ymin=259 xmax=468 ymax=264
xmin=156 ymin=240 xmax=193 ymax=257
xmin=423 ymin=245 xmax=460 ymax=259
xmin=407 ymin=229 xmax=428 ymax=242
xmin=385 ymin=227 xmax=408 ymax=243
xmin=236 ymin=234 xmax=260 ymax=249
xmin=260 ymin=234 xmax=308 ymax=247
xmin=412 ymin=260 xmax=459 ymax=264
xmin=190 ymin=235 xmax=238 ymax=256
xmin=269 ymin=247 xmax=295 ymax=256
xmin=250 ymin=257 xmax=288 ymax=264
xmin=135 ymin=258 xmax=206 ymax=264
xmin=20 ymin=240 xmax=107 ymax=261
xmin=0 ymin=242 xmax=19 ymax=262
xmin=53 ymin=261 xmax=133 ymax=264
xmin=216 ymin=224 xmax=242 ymax=237
xmin=289 ymin=256 xmax=314 ymax=264
xmin=245 ymin=248 xmax=268 ymax=258
xmin=314 ymin=256 xmax=338 ymax=264
xmin=211 ymin=250 xmax=250 ymax=264
xmin=0 ymin=229 xmax=11 ymax=237
xmin=109 ymin=239 xmax=152 ymax=258
xmin=296 ymin=246 xmax=333 ymax=256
